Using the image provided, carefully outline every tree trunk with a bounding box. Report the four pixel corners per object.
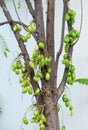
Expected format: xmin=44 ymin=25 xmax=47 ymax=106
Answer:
xmin=41 ymin=85 xmax=60 ymax=130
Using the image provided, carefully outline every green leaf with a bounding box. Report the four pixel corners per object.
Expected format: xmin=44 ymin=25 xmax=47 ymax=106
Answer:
xmin=0 ymin=35 xmax=10 ymax=58
xmin=75 ymin=78 xmax=88 ymax=85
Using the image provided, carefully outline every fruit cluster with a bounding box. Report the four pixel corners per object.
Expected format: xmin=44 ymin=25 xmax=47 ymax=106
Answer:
xmin=62 ymin=53 xmax=76 ymax=85
xmin=62 ymin=8 xmax=80 ymax=85
xmin=30 ymin=108 xmax=46 ymax=130
xmin=22 ymin=108 xmax=46 ymax=130
xmin=62 ymin=94 xmax=74 ymax=116
xmin=13 ymin=21 xmax=36 ymax=43
xmin=64 ymin=29 xmax=80 ymax=46
xmin=29 ymin=41 xmax=52 ymax=82
xmin=12 ymin=59 xmax=34 ymax=95
xmin=65 ymin=9 xmax=76 ymax=25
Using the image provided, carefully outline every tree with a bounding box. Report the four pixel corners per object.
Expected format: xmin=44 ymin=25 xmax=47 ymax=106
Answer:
xmin=0 ymin=0 xmax=87 ymax=130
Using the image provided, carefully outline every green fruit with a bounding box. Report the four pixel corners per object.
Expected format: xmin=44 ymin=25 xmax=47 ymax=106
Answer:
xmin=26 ymin=79 xmax=30 ymax=86
xmin=74 ymin=30 xmax=80 ymax=38
xmin=64 ymin=36 xmax=70 ymax=43
xmin=65 ymin=101 xmax=70 ymax=107
xmin=31 ymin=22 xmax=37 ymax=32
xmin=12 ymin=65 xmax=17 ymax=71
xmin=33 ymin=50 xmax=38 ymax=58
xmin=67 ymin=77 xmax=73 ymax=85
xmin=17 ymin=25 xmax=22 ymax=31
xmin=64 ymin=44 xmax=69 ymax=53
xmin=44 ymin=57 xmax=49 ymax=66
xmin=40 ymin=114 xmax=47 ymax=123
xmin=15 ymin=69 xmax=20 ymax=75
xmin=38 ymin=41 xmax=45 ymax=50
xmin=61 ymin=125 xmax=66 ymax=130
xmin=28 ymin=25 xmax=33 ymax=33
xmin=57 ymin=104 xmax=60 ymax=112
xmin=67 ymin=72 xmax=72 ymax=77
xmin=44 ymin=57 xmax=52 ymax=66
xmin=29 ymin=61 xmax=35 ymax=69
xmin=13 ymin=25 xmax=18 ymax=32
xmin=21 ymin=80 xmax=27 ymax=87
xmin=20 ymin=77 xmax=24 ymax=83
xmin=39 ymin=58 xmax=45 ymax=67
xmin=47 ymin=57 xmax=52 ymax=63
xmin=45 ymin=72 xmax=50 ymax=81
xmin=23 ymin=117 xmax=29 ymax=125
xmin=69 ymin=36 xmax=74 ymax=43
xmin=64 ymin=59 xmax=72 ymax=67
xmin=62 ymin=60 xmax=66 ymax=64
xmin=47 ymin=67 xmax=52 ymax=73
xmin=21 ymin=66 xmax=26 ymax=72
xmin=21 ymin=36 xmax=27 ymax=42
xmin=71 ymin=73 xmax=76 ymax=80
xmin=36 ymin=72 xmax=43 ymax=78
xmin=63 ymin=54 xmax=68 ymax=59
xmin=70 ymin=32 xmax=76 ymax=39
xmin=27 ymin=87 xmax=33 ymax=95
xmin=69 ymin=66 xmax=75 ymax=72
xmin=37 ymin=55 xmax=43 ymax=61
xmin=30 ymin=118 xmax=35 ymax=123
xmin=40 ymin=124 xmax=45 ymax=130
xmin=26 ymin=32 xmax=31 ymax=39
xmin=67 ymin=9 xmax=73 ymax=15
xmin=70 ymin=109 xmax=74 ymax=116
xmin=69 ymin=106 xmax=73 ymax=110
xmin=17 ymin=2 xmax=21 ymax=9
xmin=16 ymin=60 xmax=22 ymax=69
xmin=62 ymin=94 xmax=68 ymax=102
xmin=34 ymin=88 xmax=40 ymax=95
xmin=34 ymin=109 xmax=39 ymax=117
xmin=22 ymin=87 xmax=28 ymax=94
xmin=65 ymin=14 xmax=70 ymax=21
xmin=33 ymin=76 xmax=39 ymax=82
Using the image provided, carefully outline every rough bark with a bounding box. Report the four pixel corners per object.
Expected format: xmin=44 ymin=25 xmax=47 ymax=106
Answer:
xmin=46 ymin=0 xmax=56 ymax=88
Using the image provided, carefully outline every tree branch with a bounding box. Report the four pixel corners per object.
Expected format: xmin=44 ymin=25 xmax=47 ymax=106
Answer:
xmin=34 ymin=0 xmax=45 ymax=41
xmin=0 ymin=20 xmax=28 ymax=28
xmin=0 ymin=0 xmax=39 ymax=91
xmin=55 ymin=1 xmax=68 ymax=83
xmin=12 ymin=0 xmax=21 ymax=21
xmin=25 ymin=0 xmax=35 ymax=19
xmin=46 ymin=0 xmax=56 ymax=88
xmin=55 ymin=4 xmax=74 ymax=102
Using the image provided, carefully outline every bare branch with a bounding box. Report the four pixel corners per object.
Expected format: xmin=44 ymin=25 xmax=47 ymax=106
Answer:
xmin=0 ymin=0 xmax=39 ymax=91
xmin=12 ymin=0 xmax=21 ymax=21
xmin=25 ymin=0 xmax=35 ymax=19
xmin=54 ymin=0 xmax=68 ymax=87
xmin=0 ymin=20 xmax=28 ymax=28
xmin=34 ymin=0 xmax=45 ymax=41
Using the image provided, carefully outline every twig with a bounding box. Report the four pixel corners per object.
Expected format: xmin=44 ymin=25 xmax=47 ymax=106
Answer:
xmin=0 ymin=20 xmax=28 ymax=28
xmin=12 ymin=0 xmax=21 ymax=21
xmin=25 ymin=0 xmax=35 ymax=19
xmin=73 ymin=0 xmax=83 ymax=45
xmin=55 ymin=0 xmax=68 ymax=87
